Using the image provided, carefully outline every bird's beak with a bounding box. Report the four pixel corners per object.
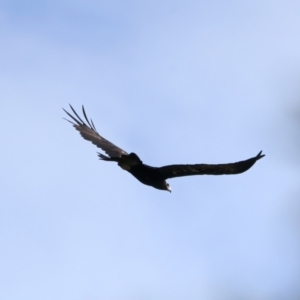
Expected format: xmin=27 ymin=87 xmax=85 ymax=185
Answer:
xmin=167 ymin=186 xmax=172 ymax=193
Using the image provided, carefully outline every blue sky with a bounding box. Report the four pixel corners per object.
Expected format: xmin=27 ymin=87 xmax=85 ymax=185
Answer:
xmin=1 ymin=1 xmax=300 ymax=299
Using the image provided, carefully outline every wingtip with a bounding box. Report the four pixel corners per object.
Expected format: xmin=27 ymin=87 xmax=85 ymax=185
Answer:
xmin=62 ymin=117 xmax=75 ymax=125
xmin=257 ymin=151 xmax=265 ymax=160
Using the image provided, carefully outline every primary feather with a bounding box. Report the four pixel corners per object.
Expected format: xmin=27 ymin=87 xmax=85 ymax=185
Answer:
xmin=63 ymin=104 xmax=127 ymax=158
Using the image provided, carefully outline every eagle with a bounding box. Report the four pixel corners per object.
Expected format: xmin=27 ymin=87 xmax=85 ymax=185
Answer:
xmin=63 ymin=105 xmax=265 ymax=192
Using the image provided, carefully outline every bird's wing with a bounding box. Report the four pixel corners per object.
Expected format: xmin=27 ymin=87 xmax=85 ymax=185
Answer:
xmin=63 ymin=104 xmax=128 ymax=158
xmin=157 ymin=151 xmax=265 ymax=179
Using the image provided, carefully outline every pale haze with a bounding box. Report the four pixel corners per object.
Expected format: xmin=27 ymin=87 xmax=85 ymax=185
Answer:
xmin=1 ymin=1 xmax=300 ymax=299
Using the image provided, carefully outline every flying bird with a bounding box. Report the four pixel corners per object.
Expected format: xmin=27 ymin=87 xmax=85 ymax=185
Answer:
xmin=63 ymin=105 xmax=265 ymax=192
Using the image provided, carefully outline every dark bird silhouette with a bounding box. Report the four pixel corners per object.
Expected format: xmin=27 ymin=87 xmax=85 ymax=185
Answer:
xmin=63 ymin=105 xmax=265 ymax=192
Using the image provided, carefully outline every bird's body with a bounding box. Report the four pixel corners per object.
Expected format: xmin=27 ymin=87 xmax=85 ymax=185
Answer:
xmin=63 ymin=105 xmax=265 ymax=192
xmin=126 ymin=163 xmax=167 ymax=190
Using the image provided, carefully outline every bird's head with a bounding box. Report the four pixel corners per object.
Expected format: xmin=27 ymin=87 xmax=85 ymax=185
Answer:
xmin=154 ymin=181 xmax=171 ymax=192
xmin=165 ymin=182 xmax=171 ymax=193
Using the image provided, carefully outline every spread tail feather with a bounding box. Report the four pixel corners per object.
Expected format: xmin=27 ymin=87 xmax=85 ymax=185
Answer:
xmin=97 ymin=152 xmax=118 ymax=162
